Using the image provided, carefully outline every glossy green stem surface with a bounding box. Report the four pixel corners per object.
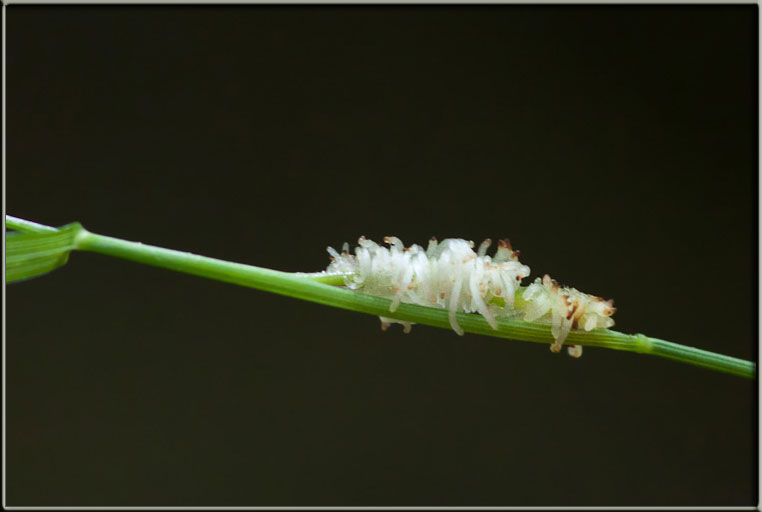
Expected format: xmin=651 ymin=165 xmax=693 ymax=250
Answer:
xmin=6 ymin=215 xmax=756 ymax=379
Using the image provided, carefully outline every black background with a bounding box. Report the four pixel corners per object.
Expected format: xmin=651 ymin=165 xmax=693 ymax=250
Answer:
xmin=6 ymin=5 xmax=757 ymax=507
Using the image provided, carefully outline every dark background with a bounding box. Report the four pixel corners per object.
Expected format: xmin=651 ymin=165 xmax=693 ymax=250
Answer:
xmin=6 ymin=5 xmax=757 ymax=507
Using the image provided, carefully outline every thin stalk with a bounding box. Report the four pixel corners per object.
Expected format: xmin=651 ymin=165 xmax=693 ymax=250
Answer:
xmin=6 ymin=216 xmax=756 ymax=379
xmin=6 ymin=215 xmax=59 ymax=234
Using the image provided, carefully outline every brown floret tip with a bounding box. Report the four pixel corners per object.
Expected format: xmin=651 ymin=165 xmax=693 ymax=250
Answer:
xmin=566 ymin=301 xmax=578 ymax=321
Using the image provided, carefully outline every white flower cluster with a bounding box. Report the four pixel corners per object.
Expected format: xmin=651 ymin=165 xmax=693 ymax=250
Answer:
xmin=326 ymin=237 xmax=616 ymax=357
xmin=522 ymin=274 xmax=616 ymax=357
xmin=328 ymin=236 xmax=530 ymax=335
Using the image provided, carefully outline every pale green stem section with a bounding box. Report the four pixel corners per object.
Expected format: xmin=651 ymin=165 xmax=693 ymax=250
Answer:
xmin=6 ymin=216 xmax=756 ymax=379
xmin=6 ymin=215 xmax=59 ymax=234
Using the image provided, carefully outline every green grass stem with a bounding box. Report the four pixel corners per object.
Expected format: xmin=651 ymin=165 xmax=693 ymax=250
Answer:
xmin=5 ymin=215 xmax=756 ymax=379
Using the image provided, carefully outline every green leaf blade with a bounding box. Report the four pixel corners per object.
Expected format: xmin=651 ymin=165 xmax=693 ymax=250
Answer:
xmin=6 ymin=223 xmax=82 ymax=283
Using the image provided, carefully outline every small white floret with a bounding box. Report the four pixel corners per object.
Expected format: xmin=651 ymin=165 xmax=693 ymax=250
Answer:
xmin=379 ymin=316 xmax=413 ymax=334
xmin=521 ymin=274 xmax=615 ymax=356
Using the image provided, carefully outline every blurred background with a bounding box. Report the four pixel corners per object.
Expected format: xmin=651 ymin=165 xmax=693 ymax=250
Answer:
xmin=6 ymin=5 xmax=756 ymax=506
